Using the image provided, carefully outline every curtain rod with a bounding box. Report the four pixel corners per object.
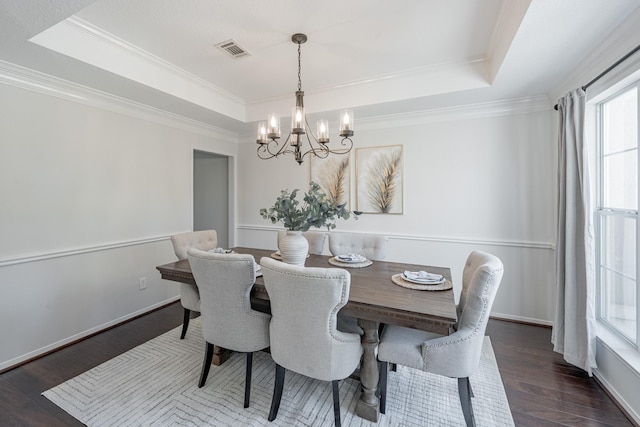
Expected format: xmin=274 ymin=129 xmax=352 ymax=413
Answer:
xmin=554 ymin=43 xmax=640 ymax=110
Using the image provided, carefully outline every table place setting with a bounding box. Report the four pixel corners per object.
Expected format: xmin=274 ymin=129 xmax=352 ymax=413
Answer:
xmin=392 ymin=270 xmax=452 ymax=291
xmin=270 ymin=250 xmax=310 ymax=260
xmin=207 ymin=248 xmax=262 ymax=276
xmin=208 ymin=247 xmax=236 ymax=254
xmin=328 ymin=253 xmax=373 ymax=268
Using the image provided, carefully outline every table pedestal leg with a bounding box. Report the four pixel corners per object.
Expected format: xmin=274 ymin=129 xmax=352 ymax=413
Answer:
xmin=356 ymin=319 xmax=380 ymax=422
xmin=212 ymin=345 xmax=231 ymax=366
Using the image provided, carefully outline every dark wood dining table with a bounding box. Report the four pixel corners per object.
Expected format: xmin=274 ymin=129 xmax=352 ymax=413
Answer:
xmin=156 ymin=247 xmax=457 ymax=422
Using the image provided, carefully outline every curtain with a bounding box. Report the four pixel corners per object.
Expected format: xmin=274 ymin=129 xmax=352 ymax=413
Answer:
xmin=551 ymin=88 xmax=597 ymax=375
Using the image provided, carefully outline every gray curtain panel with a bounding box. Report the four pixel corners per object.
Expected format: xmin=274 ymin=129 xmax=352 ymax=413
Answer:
xmin=551 ymin=88 xmax=597 ymax=375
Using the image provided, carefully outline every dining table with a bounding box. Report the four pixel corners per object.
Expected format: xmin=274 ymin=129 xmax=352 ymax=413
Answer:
xmin=156 ymin=246 xmax=457 ymax=422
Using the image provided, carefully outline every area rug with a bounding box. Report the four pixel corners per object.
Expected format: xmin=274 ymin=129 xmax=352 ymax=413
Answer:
xmin=43 ymin=318 xmax=514 ymax=426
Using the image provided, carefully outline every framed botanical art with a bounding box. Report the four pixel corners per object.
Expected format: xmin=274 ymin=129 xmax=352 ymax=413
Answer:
xmin=356 ymin=145 xmax=403 ymax=214
xmin=310 ymin=154 xmax=351 ymax=208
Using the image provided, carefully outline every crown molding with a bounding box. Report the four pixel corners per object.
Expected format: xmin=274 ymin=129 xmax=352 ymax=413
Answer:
xmin=245 ymin=58 xmax=491 ymax=121
xmin=549 ymin=7 xmax=640 ymax=102
xmin=248 ymin=57 xmax=487 ymax=107
xmin=65 ymin=17 xmax=244 ymax=107
xmin=0 ymin=60 xmax=238 ymax=142
xmin=30 ymin=16 xmax=246 ymax=122
xmin=355 ymin=95 xmax=551 ymax=131
xmin=239 ymin=95 xmax=551 ymax=139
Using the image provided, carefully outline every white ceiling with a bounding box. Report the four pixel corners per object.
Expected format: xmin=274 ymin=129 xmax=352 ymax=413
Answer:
xmin=1 ymin=0 xmax=639 ymax=132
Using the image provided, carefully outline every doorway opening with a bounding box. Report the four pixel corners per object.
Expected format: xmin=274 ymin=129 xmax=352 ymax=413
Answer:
xmin=193 ymin=150 xmax=229 ymax=248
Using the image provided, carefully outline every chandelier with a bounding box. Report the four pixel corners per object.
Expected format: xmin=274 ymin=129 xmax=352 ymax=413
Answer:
xmin=256 ymin=33 xmax=354 ymax=165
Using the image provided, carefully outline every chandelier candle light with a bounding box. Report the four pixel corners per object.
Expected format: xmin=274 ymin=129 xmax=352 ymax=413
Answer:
xmin=257 ymin=33 xmax=354 ymax=165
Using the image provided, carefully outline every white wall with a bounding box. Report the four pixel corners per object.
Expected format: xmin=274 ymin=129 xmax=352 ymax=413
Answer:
xmin=0 ymin=69 xmax=238 ymax=371
xmin=237 ymin=98 xmax=557 ymax=325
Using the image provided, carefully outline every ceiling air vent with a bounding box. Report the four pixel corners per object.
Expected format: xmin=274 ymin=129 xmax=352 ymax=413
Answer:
xmin=215 ymin=39 xmax=250 ymax=58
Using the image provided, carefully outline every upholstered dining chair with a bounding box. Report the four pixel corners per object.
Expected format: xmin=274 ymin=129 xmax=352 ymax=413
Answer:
xmin=170 ymin=229 xmax=218 ymax=339
xmin=187 ymin=249 xmax=271 ymax=408
xmin=328 ymin=232 xmax=388 ymax=335
xmin=377 ymin=251 xmax=504 ymax=427
xmin=328 ymin=232 xmax=388 ymax=261
xmin=260 ymin=257 xmax=362 ymax=427
xmin=277 ymin=229 xmax=327 ymax=255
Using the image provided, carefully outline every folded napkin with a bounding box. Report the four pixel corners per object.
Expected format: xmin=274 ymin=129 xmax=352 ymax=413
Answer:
xmin=209 ymin=247 xmax=235 ymax=254
xmin=337 ymin=253 xmax=366 ymax=262
xmin=403 ymin=270 xmax=444 ymax=283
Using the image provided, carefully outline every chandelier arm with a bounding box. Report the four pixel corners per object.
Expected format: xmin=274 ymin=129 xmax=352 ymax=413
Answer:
xmin=257 ymin=145 xmax=273 ymax=160
xmin=303 ymin=115 xmax=353 ymax=155
xmin=257 ymin=142 xmax=284 ymax=160
xmin=301 ymin=116 xmax=353 ymax=156
xmin=258 ymin=145 xmax=300 ymax=160
xmin=331 ymin=137 xmax=354 ymax=154
xmin=301 ymin=132 xmax=331 ymax=160
xmin=299 ymin=148 xmax=328 ymax=163
xmin=257 ymin=134 xmax=299 ymax=159
xmin=303 ymin=115 xmax=324 ymax=148
xmin=262 ymin=139 xmax=285 ymax=158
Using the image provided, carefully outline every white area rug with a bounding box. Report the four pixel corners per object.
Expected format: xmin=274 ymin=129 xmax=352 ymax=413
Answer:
xmin=43 ymin=318 xmax=514 ymax=426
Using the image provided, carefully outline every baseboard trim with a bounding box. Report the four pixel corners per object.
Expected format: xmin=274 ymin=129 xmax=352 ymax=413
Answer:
xmin=593 ymin=371 xmax=640 ymax=426
xmin=0 ymin=297 xmax=180 ymax=374
xmin=490 ymin=314 xmax=553 ymax=328
xmin=490 ymin=312 xmax=554 ymax=327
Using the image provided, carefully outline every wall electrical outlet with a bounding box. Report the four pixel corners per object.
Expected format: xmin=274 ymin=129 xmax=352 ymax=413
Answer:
xmin=139 ymin=277 xmax=147 ymax=290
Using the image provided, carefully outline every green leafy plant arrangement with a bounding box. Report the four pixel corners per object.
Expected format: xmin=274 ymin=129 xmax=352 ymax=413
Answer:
xmin=260 ymin=181 xmax=359 ymax=231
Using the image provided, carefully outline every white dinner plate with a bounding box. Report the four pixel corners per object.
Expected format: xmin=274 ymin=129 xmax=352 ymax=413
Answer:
xmin=401 ymin=273 xmax=445 ymax=285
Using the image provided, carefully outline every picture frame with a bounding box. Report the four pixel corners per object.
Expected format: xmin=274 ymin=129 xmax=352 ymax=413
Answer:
xmin=356 ymin=145 xmax=403 ymax=214
xmin=309 ymin=154 xmax=351 ymax=209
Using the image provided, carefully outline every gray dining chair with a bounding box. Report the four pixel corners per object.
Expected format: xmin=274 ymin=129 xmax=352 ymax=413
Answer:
xmin=187 ymin=249 xmax=271 ymax=408
xmin=260 ymin=257 xmax=362 ymax=427
xmin=170 ymin=230 xmax=218 ymax=339
xmin=377 ymin=250 xmax=503 ymax=427
xmin=277 ymin=229 xmax=327 ymax=255
xmin=328 ymin=232 xmax=388 ymax=335
xmin=328 ymin=232 xmax=388 ymax=261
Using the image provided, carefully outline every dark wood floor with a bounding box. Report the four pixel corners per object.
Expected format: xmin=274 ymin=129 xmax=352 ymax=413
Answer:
xmin=485 ymin=321 xmax=635 ymax=426
xmin=0 ymin=302 xmax=635 ymax=426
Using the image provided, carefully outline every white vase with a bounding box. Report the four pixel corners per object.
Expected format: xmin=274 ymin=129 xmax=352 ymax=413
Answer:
xmin=279 ymin=230 xmax=309 ymax=266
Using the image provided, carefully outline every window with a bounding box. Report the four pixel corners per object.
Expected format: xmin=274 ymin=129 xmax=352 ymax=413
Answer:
xmin=596 ymin=84 xmax=639 ymax=346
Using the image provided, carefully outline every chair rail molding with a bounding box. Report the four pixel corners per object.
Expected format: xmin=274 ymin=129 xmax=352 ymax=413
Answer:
xmin=237 ymin=224 xmax=555 ymax=251
xmin=0 ymin=234 xmax=182 ymax=267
